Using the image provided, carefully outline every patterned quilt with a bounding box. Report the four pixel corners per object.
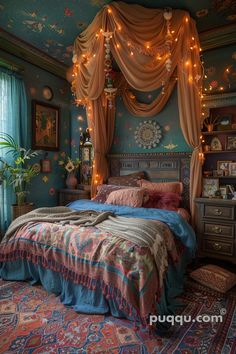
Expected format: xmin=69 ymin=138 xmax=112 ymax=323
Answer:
xmin=0 ymin=220 xmax=183 ymax=325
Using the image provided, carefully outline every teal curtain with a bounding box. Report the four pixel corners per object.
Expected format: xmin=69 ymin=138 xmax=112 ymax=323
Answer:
xmin=0 ymin=67 xmax=28 ymax=232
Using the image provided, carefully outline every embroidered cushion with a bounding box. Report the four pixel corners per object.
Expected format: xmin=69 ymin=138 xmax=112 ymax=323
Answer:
xmin=92 ymin=184 xmax=129 ymax=203
xmin=108 ymin=171 xmax=146 ymax=187
xmin=105 ymin=188 xmax=145 ymax=208
xmin=190 ymin=265 xmax=236 ymax=293
xmin=142 ymin=191 xmax=181 ymax=210
xmin=137 ymin=179 xmax=183 ymax=194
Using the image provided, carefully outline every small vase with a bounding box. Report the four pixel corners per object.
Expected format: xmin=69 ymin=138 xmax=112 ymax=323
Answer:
xmin=207 ymin=124 xmax=214 ymax=132
xmin=66 ymin=171 xmax=78 ymax=189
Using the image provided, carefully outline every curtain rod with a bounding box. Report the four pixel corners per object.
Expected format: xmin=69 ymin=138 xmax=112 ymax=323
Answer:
xmin=0 ymin=57 xmax=24 ymax=73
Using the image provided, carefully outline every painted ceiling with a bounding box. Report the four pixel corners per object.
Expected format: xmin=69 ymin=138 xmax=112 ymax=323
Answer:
xmin=0 ymin=0 xmax=235 ymax=65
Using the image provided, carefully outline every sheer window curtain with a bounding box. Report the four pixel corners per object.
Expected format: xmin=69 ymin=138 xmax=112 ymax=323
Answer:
xmin=0 ymin=68 xmax=28 ymax=233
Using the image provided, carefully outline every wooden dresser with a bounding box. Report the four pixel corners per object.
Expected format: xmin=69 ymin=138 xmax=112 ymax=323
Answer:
xmin=195 ymin=198 xmax=236 ymax=263
xmin=59 ymin=189 xmax=90 ymax=206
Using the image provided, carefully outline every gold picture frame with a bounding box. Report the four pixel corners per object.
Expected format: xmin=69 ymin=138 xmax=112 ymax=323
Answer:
xmin=32 ymin=100 xmax=60 ymax=151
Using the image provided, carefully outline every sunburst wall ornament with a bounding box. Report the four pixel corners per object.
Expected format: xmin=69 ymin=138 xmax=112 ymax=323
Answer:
xmin=134 ymin=120 xmax=162 ymax=149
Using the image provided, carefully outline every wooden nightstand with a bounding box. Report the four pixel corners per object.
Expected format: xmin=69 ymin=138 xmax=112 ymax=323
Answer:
xmin=59 ymin=189 xmax=90 ymax=206
xmin=195 ymin=198 xmax=236 ymax=263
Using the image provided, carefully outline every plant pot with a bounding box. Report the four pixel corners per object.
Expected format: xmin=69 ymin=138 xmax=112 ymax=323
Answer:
xmin=66 ymin=171 xmax=78 ymax=189
xmin=11 ymin=203 xmax=34 ymax=220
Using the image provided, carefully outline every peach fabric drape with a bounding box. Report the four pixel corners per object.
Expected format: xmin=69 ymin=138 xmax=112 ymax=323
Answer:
xmin=72 ymin=1 xmax=202 ymax=219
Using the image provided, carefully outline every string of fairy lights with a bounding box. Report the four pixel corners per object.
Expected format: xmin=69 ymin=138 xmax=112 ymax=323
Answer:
xmin=71 ymin=5 xmax=206 ymax=184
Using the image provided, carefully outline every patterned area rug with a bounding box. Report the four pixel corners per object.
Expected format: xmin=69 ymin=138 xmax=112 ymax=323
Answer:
xmin=0 ymin=279 xmax=235 ymax=353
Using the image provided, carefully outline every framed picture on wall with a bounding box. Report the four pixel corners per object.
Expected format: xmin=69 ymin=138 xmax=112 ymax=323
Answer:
xmin=32 ymin=100 xmax=60 ymax=151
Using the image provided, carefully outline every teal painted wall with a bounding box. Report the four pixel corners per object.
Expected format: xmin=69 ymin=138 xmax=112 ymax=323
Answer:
xmin=111 ymin=88 xmax=191 ymax=154
xmin=0 ymin=50 xmax=71 ymax=207
xmin=71 ymin=87 xmax=192 ymax=157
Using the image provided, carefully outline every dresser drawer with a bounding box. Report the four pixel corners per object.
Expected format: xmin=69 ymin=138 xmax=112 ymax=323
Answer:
xmin=204 ymin=205 xmax=234 ymax=220
xmin=203 ymin=238 xmax=234 ymax=257
xmin=204 ymin=222 xmax=234 ymax=238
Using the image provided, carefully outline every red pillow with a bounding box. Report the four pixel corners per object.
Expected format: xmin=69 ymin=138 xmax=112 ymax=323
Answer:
xmin=143 ymin=191 xmax=181 ymax=210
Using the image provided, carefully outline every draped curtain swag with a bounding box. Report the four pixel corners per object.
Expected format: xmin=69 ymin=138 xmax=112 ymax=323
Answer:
xmin=72 ymin=1 xmax=203 ymax=219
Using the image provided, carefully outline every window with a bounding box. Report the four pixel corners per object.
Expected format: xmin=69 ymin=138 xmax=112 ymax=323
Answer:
xmin=0 ymin=68 xmax=28 ymax=232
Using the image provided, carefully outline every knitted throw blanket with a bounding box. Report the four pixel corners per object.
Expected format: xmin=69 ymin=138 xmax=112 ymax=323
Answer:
xmin=97 ymin=216 xmax=168 ymax=288
xmin=4 ymin=207 xmax=113 ymax=242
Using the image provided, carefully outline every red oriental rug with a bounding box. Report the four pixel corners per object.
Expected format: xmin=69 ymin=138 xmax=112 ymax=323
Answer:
xmin=0 ymin=279 xmax=235 ymax=353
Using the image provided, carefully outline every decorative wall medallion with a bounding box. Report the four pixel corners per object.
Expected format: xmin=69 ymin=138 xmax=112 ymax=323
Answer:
xmin=134 ymin=120 xmax=162 ymax=149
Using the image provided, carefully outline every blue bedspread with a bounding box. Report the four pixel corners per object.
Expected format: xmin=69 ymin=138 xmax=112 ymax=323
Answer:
xmin=68 ymin=199 xmax=196 ymax=255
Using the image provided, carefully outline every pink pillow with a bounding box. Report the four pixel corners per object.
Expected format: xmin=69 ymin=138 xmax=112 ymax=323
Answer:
xmin=93 ymin=184 xmax=130 ymax=203
xmin=137 ymin=179 xmax=183 ymax=194
xmin=143 ymin=191 xmax=181 ymax=210
xmin=106 ymin=188 xmax=144 ymax=208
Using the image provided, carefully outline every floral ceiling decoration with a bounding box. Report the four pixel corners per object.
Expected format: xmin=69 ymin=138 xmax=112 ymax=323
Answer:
xmin=0 ymin=0 xmax=236 ymax=65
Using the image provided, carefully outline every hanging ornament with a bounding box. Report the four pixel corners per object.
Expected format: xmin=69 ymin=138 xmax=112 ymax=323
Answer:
xmin=163 ymin=8 xmax=173 ymax=73
xmin=103 ymin=31 xmax=117 ymax=109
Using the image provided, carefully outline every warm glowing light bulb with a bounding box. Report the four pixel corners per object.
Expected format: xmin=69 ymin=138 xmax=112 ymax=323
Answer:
xmin=116 ymin=44 xmax=120 ymax=49
xmin=185 ymin=17 xmax=189 ymax=23
xmin=108 ymin=8 xmax=112 ymax=13
xmin=192 ymin=36 xmax=195 ymax=40
xmin=130 ymin=51 xmax=134 ymax=56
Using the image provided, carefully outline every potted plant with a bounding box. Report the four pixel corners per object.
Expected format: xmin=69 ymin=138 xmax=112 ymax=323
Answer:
xmin=0 ymin=133 xmax=40 ymax=218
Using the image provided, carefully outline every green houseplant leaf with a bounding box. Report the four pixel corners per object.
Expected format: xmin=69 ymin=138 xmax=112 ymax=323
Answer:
xmin=0 ymin=133 xmax=41 ymax=205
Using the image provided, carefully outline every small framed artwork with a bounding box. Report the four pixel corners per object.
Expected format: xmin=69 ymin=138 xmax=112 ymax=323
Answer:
xmin=202 ymin=178 xmax=219 ymax=198
xmin=32 ymin=100 xmax=60 ymax=151
xmin=229 ymin=162 xmax=236 ymax=176
xmin=217 ymin=160 xmax=232 ymax=172
xmin=220 ymin=186 xmax=227 ymax=199
xmin=226 ymin=136 xmax=236 ymax=151
xmin=210 ymin=137 xmax=222 ymax=151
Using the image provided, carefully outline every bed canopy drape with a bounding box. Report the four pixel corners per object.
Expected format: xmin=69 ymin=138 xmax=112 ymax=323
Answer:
xmin=71 ymin=1 xmax=203 ymax=220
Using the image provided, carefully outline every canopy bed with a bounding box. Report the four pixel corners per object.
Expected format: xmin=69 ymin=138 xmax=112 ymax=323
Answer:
xmin=71 ymin=1 xmax=203 ymax=220
xmin=0 ymin=2 xmax=201 ymax=330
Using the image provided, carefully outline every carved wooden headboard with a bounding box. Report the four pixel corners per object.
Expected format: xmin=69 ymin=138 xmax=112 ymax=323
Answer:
xmin=108 ymin=152 xmax=191 ymax=209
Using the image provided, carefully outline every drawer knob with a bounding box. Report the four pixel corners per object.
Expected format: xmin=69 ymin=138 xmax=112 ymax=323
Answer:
xmin=212 ymin=226 xmax=222 ymax=234
xmin=212 ymin=242 xmax=222 ymax=251
xmin=214 ymin=208 xmax=222 ymax=216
